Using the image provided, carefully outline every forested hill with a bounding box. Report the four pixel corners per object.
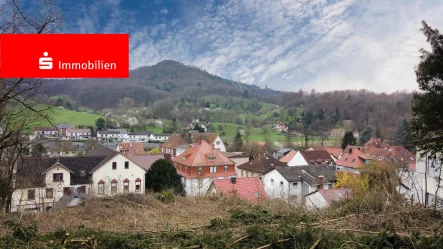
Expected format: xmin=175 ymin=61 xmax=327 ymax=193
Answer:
xmin=46 ymin=60 xmax=280 ymax=109
xmin=45 ymin=60 xmax=414 ymax=134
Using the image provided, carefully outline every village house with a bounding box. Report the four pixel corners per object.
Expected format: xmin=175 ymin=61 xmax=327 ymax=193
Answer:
xmin=308 ymin=146 xmax=343 ymax=162
xmin=11 ymin=146 xmax=148 ymax=212
xmin=286 ymin=150 xmax=335 ymax=167
xmin=206 ymin=177 xmax=267 ymax=204
xmin=190 ymin=133 xmax=227 ymax=152
xmin=64 ymin=128 xmax=91 ymax=140
xmin=116 ymin=142 xmax=146 ymax=155
xmin=160 ymin=134 xmax=188 ymax=157
xmin=237 ymin=154 xmax=287 ymax=178
xmin=263 ymin=165 xmax=337 ymax=204
xmin=56 ymin=123 xmax=73 ymax=137
xmin=306 ymin=188 xmax=352 ymax=210
xmin=124 ymin=131 xmax=154 ymax=143
xmin=97 ymin=129 xmax=128 ymax=142
xmin=398 ymin=151 xmax=443 ymax=209
xmin=272 ymin=122 xmax=288 ymax=132
xmin=279 ymin=150 xmax=297 ymax=164
xmin=335 ymin=146 xmax=371 ymax=174
xmin=34 ymin=127 xmax=58 ymax=139
xmin=221 ymin=152 xmax=250 ymax=175
xmin=172 ymin=139 xmax=235 ymax=196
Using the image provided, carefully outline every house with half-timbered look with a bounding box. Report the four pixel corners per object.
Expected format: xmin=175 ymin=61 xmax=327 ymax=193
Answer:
xmin=172 ymin=139 xmax=235 ymax=196
xmin=10 ymin=145 xmax=147 ymax=212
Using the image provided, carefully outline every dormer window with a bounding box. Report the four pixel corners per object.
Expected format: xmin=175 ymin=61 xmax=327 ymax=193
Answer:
xmin=208 ymin=156 xmax=216 ymax=161
xmin=79 ymin=170 xmax=86 ymax=176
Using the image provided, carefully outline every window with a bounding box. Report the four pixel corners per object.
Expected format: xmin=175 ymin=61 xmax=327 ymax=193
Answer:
xmin=53 ymin=173 xmax=63 ymax=182
xmin=208 ymin=156 xmax=215 ymax=161
xmin=216 ymin=141 xmax=220 ymax=145
xmin=63 ymin=187 xmax=71 ymax=196
xmin=198 ymin=167 xmax=203 ymax=174
xmin=111 ymin=182 xmax=117 ymax=194
xmin=210 ymin=166 xmax=217 ymax=173
xmin=292 ymin=182 xmax=298 ymax=189
xmin=46 ymin=188 xmax=53 ymax=199
xmin=112 ymin=162 xmax=117 ymax=170
xmin=27 ymin=189 xmax=35 ymax=200
xmin=77 ymin=186 xmax=86 ymax=194
xmin=98 ymin=183 xmax=104 ymax=194
xmin=270 ymin=179 xmax=274 ymax=185
xmin=135 ymin=182 xmax=141 ymax=191
xmin=280 ymin=181 xmax=284 ymax=188
xmin=123 ymin=181 xmax=129 ymax=192
xmin=125 ymin=161 xmax=129 ymax=169
xmin=224 ymin=166 xmax=228 ymax=172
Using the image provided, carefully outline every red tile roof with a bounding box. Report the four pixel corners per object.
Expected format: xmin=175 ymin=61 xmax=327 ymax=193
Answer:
xmin=117 ymin=142 xmax=146 ymax=155
xmin=336 ymin=146 xmax=370 ymax=169
xmin=279 ymin=150 xmax=297 ymax=163
xmin=363 ymin=138 xmax=390 ymax=149
xmin=211 ymin=177 xmax=266 ymax=203
xmin=172 ymin=139 xmax=234 ymax=167
xmin=301 ymin=150 xmax=335 ymax=165
xmin=311 ymin=146 xmax=343 ymax=158
xmin=311 ymin=188 xmax=352 ymax=204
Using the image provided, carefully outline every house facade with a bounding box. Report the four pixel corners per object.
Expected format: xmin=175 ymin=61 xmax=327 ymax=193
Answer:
xmin=221 ymin=152 xmax=250 ymax=176
xmin=398 ymin=151 xmax=443 ymax=209
xmin=11 ymin=148 xmax=147 ymax=212
xmin=237 ymin=154 xmax=286 ymax=178
xmin=64 ymin=128 xmax=91 ymax=140
xmin=263 ymin=166 xmax=336 ymax=204
xmin=286 ymin=150 xmax=335 ymax=167
xmin=172 ymin=139 xmax=235 ymax=196
xmin=335 ymin=146 xmax=371 ymax=174
xmin=191 ymin=133 xmax=227 ymax=152
xmin=97 ymin=129 xmax=128 ymax=142
xmin=160 ymin=134 xmax=188 ymax=157
xmin=34 ymin=127 xmax=58 ymax=139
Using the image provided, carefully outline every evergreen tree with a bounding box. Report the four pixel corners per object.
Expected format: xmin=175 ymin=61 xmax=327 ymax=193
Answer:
xmin=66 ymin=101 xmax=72 ymax=110
xmin=317 ymin=108 xmax=325 ymax=120
xmin=411 ymin=21 xmax=443 ymax=161
xmin=341 ymin=131 xmax=356 ymax=149
xmin=234 ymin=130 xmax=243 ymax=151
xmin=31 ymin=143 xmax=46 ymax=157
xmin=145 ymin=159 xmax=185 ymax=195
xmin=375 ymin=125 xmax=383 ymax=140
xmin=359 ymin=125 xmax=374 ymax=145
xmin=55 ymin=98 xmax=63 ymax=106
xmin=206 ymin=101 xmax=210 ymax=108
xmin=95 ymin=118 xmax=106 ymax=131
xmin=395 ymin=119 xmax=413 ymax=151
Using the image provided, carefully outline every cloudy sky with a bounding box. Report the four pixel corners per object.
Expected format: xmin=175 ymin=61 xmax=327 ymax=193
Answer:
xmin=60 ymin=0 xmax=443 ymax=93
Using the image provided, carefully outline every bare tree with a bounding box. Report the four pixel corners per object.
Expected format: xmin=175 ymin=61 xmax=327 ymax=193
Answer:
xmin=0 ymin=0 xmax=62 ymax=212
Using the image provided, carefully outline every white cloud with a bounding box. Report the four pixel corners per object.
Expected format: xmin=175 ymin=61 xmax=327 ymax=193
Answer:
xmin=160 ymin=8 xmax=169 ymax=15
xmin=69 ymin=0 xmax=443 ymax=93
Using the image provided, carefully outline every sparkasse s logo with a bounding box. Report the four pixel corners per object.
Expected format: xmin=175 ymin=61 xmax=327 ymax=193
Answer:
xmin=0 ymin=34 xmax=129 ymax=78
xmin=39 ymin=52 xmax=53 ymax=70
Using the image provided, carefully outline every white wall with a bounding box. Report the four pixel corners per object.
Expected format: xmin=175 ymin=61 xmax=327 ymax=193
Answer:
xmin=183 ymin=177 xmax=214 ymax=196
xmin=45 ymin=166 xmax=71 ymax=187
xmin=287 ymin=151 xmax=308 ymax=166
xmin=91 ymin=154 xmax=146 ymax=195
xmin=306 ymin=192 xmax=328 ymax=210
xmin=233 ymin=157 xmax=250 ymax=176
xmin=213 ymin=136 xmax=227 ymax=152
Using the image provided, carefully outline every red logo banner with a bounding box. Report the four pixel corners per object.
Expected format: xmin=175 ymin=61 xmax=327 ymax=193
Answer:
xmin=0 ymin=34 xmax=129 ymax=78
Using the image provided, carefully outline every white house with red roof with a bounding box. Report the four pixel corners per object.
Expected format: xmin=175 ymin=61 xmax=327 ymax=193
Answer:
xmin=172 ymin=139 xmax=235 ymax=196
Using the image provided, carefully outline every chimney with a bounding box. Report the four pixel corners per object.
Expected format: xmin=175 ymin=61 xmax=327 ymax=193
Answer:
xmin=349 ymin=148 xmax=352 ymax=154
xmin=231 ymin=177 xmax=236 ymax=184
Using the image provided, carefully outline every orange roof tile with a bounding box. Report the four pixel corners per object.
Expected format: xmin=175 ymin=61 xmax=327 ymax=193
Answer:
xmin=279 ymin=150 xmax=297 ymax=163
xmin=336 ymin=146 xmax=370 ymax=169
xmin=191 ymin=133 xmax=219 ymax=144
xmin=172 ymin=139 xmax=234 ymax=167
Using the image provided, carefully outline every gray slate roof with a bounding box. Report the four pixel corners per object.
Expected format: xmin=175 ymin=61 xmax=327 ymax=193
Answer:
xmin=274 ymin=165 xmax=336 ymax=185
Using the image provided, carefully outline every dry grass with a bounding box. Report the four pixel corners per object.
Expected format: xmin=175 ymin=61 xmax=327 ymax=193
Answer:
xmin=0 ymin=193 xmax=293 ymax=235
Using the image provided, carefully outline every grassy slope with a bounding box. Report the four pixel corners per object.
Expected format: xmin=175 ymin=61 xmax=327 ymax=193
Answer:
xmin=38 ymin=107 xmax=102 ymax=128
